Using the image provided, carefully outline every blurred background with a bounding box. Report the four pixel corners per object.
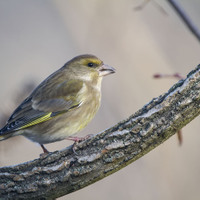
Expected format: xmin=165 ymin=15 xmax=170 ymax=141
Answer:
xmin=0 ymin=0 xmax=200 ymax=199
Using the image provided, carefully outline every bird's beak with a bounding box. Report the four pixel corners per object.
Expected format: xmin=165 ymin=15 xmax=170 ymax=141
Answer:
xmin=98 ymin=64 xmax=116 ymax=76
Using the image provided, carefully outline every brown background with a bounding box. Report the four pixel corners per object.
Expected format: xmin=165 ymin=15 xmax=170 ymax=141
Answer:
xmin=0 ymin=0 xmax=200 ymax=199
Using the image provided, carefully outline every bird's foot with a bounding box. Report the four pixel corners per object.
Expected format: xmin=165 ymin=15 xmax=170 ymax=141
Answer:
xmin=68 ymin=134 xmax=93 ymax=154
xmin=67 ymin=135 xmax=92 ymax=142
xmin=39 ymin=144 xmax=50 ymax=157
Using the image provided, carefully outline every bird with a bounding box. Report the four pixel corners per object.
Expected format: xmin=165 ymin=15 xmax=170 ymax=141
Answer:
xmin=0 ymin=54 xmax=115 ymax=153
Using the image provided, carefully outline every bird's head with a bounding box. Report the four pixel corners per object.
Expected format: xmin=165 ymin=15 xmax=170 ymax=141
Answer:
xmin=65 ymin=54 xmax=115 ymax=83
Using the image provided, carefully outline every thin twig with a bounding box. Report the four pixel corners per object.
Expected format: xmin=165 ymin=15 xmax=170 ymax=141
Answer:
xmin=167 ymin=0 xmax=200 ymax=42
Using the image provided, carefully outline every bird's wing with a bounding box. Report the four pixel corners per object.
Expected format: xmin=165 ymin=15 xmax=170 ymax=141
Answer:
xmin=0 ymin=80 xmax=84 ymax=134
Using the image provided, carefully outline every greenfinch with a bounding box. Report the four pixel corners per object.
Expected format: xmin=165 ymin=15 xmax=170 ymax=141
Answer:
xmin=0 ymin=54 xmax=115 ymax=153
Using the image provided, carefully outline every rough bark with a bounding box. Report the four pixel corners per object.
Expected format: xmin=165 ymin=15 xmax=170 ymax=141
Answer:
xmin=1 ymin=65 xmax=200 ymax=199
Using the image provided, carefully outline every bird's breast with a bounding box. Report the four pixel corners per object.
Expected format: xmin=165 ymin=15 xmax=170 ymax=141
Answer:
xmin=23 ymin=81 xmax=101 ymax=144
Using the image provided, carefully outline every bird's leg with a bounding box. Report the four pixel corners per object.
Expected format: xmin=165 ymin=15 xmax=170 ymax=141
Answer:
xmin=67 ymin=135 xmax=92 ymax=142
xmin=40 ymin=144 xmax=49 ymax=154
xmin=67 ymin=135 xmax=93 ymax=154
xmin=67 ymin=136 xmax=85 ymax=142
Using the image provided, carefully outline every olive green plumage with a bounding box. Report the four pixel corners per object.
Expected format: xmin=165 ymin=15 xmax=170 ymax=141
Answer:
xmin=0 ymin=54 xmax=115 ymax=152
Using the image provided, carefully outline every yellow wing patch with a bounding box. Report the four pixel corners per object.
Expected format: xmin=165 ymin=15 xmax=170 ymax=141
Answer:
xmin=19 ymin=112 xmax=53 ymax=130
xmin=16 ymin=102 xmax=80 ymax=131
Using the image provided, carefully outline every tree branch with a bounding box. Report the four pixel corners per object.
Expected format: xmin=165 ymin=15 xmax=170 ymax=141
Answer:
xmin=1 ymin=65 xmax=200 ymax=199
xmin=167 ymin=0 xmax=200 ymax=42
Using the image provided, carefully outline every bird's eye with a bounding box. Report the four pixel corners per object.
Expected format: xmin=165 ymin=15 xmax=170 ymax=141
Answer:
xmin=87 ymin=62 xmax=94 ymax=67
